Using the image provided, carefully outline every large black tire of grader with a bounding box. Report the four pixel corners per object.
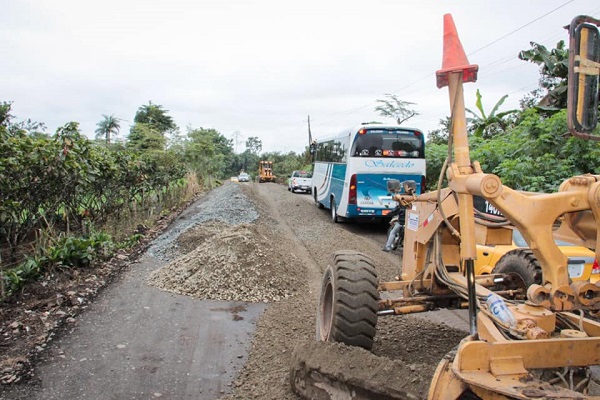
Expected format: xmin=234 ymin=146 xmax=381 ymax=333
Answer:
xmin=316 ymin=251 xmax=379 ymax=350
xmin=492 ymin=249 xmax=542 ymax=288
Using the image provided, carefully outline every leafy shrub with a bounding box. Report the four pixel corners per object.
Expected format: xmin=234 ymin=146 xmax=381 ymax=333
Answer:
xmin=117 ymin=233 xmax=145 ymax=249
xmin=427 ymin=108 xmax=600 ymax=193
xmin=1 ymin=117 xmax=187 ymax=260
xmin=470 ymin=109 xmax=600 ymax=191
xmin=1 ymin=231 xmax=115 ymax=298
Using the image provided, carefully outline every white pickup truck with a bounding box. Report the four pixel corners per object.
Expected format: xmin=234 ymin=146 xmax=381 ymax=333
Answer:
xmin=287 ymin=170 xmax=312 ymax=193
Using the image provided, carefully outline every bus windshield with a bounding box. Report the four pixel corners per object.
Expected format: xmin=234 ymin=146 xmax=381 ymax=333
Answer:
xmin=350 ymin=128 xmax=424 ymax=158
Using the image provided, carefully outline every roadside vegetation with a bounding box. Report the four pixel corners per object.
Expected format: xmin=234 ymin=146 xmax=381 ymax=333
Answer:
xmin=0 ymin=104 xmax=191 ymax=298
xmin=1 ymin=40 xmax=599 ymax=300
xmin=0 ymin=99 xmax=313 ymax=300
xmin=423 ymin=40 xmax=600 ymax=191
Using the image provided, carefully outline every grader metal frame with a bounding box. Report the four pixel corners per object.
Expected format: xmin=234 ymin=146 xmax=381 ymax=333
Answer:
xmin=310 ymin=14 xmax=600 ymax=400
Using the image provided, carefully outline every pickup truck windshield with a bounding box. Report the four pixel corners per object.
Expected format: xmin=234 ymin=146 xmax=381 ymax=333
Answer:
xmin=293 ymin=171 xmax=312 ymax=178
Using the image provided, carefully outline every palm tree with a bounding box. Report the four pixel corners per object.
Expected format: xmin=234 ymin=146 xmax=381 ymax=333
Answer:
xmin=95 ymin=114 xmax=121 ymax=144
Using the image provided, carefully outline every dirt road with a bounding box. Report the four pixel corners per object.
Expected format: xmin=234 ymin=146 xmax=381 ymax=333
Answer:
xmin=1 ymin=181 xmax=468 ymax=400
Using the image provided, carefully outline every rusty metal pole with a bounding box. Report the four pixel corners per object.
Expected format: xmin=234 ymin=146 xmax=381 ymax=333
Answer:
xmin=447 ymin=71 xmax=476 ymax=260
xmin=437 ymin=14 xmax=479 ymax=336
xmin=447 ymin=71 xmax=478 ymax=337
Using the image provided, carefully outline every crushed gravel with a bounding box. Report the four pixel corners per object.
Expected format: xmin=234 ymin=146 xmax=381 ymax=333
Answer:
xmin=147 ymin=183 xmax=259 ymax=262
xmin=197 ymin=182 xmax=465 ymax=400
xmin=148 ymin=221 xmax=300 ymax=303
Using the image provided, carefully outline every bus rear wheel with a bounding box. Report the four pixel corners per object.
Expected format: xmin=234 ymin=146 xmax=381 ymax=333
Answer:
xmin=330 ymin=198 xmax=339 ymax=223
xmin=316 ymin=251 xmax=379 ymax=350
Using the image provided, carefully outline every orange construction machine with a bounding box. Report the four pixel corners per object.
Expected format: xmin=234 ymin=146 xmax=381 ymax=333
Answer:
xmin=302 ymin=14 xmax=600 ymax=400
xmin=258 ymin=160 xmax=276 ymax=183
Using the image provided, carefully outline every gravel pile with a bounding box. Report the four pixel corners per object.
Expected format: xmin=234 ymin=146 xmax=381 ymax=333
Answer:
xmin=147 ymin=183 xmax=259 ymax=262
xmin=147 ymin=183 xmax=302 ymax=303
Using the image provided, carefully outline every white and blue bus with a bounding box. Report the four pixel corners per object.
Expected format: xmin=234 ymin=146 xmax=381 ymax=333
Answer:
xmin=312 ymin=123 xmax=426 ymax=222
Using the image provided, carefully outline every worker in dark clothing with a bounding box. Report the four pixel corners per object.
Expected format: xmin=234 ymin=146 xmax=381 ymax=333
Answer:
xmin=382 ymin=204 xmax=406 ymax=252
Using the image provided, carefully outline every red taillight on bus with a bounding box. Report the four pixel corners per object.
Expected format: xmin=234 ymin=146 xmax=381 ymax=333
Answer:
xmin=349 ymin=174 xmax=357 ymax=204
xmin=421 ymin=175 xmax=426 ymax=193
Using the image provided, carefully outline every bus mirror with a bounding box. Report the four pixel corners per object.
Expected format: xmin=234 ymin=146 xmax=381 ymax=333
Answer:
xmin=567 ymin=16 xmax=600 ymax=139
xmin=386 ymin=179 xmax=401 ymax=193
xmin=402 ymin=180 xmax=417 ymax=195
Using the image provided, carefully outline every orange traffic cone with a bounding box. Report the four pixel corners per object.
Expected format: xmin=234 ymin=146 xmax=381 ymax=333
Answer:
xmin=436 ymin=13 xmax=478 ymax=88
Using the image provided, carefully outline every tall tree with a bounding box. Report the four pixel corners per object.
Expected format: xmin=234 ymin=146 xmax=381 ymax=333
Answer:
xmin=186 ymin=128 xmax=233 ymax=157
xmin=184 ymin=127 xmax=234 ymax=178
xmin=95 ymin=114 xmax=121 ymax=144
xmin=245 ymin=136 xmax=262 ymax=155
xmin=374 ymin=94 xmax=418 ymax=125
xmin=127 ymin=123 xmax=166 ymax=151
xmin=261 ymin=151 xmax=304 ymax=179
xmin=133 ymin=102 xmax=177 ymax=135
xmin=129 ymin=102 xmax=177 ymax=152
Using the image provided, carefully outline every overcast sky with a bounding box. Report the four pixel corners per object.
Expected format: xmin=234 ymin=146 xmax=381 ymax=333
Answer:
xmin=2 ymin=0 xmax=599 ymax=154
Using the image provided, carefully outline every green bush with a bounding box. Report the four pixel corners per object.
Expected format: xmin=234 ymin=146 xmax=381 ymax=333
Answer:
xmin=2 ymin=231 xmax=115 ymax=297
xmin=0 ymin=120 xmax=187 ymax=260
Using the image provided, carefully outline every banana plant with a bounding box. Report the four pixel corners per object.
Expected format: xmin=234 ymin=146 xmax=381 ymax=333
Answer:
xmin=518 ymin=40 xmax=569 ymax=110
xmin=466 ymin=89 xmax=518 ymax=139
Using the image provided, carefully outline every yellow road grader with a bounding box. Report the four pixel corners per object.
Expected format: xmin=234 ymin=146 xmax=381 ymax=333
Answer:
xmin=296 ymin=14 xmax=600 ymax=399
xmin=258 ymin=160 xmax=276 ymax=183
